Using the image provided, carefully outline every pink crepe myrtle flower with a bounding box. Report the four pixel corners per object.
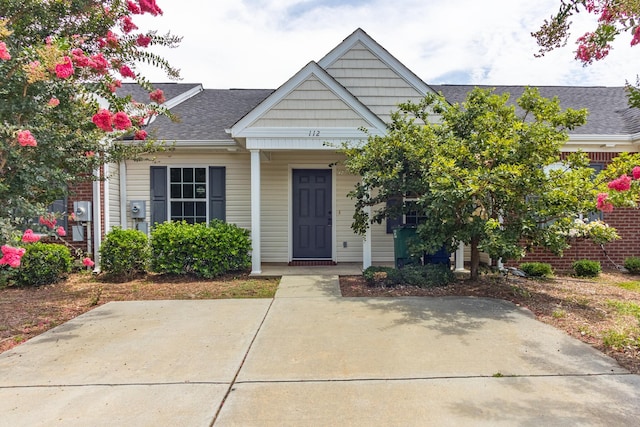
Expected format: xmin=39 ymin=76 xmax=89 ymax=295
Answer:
xmin=632 ymin=26 xmax=640 ymax=47
xmin=119 ymin=65 xmax=136 ymax=79
xmin=39 ymin=215 xmax=57 ymax=229
xmin=113 ymin=111 xmax=133 ymax=130
xmin=82 ymin=257 xmax=95 ymax=267
xmin=17 ymin=130 xmax=37 ymax=147
xmin=107 ymin=79 xmax=122 ymax=93
xmin=85 ymin=151 xmax=95 ymax=157
xmin=48 ymin=97 xmax=60 ymax=107
xmin=127 ymin=0 xmax=141 ymax=14
xmin=0 ymin=41 xmax=10 ymax=60
xmin=71 ymin=48 xmax=94 ymax=67
xmin=596 ymin=193 xmax=614 ymax=213
xmin=149 ymin=88 xmax=165 ymax=104
xmin=121 ymin=16 xmax=138 ymax=33
xmin=22 ymin=229 xmax=41 ymax=243
xmin=90 ymin=53 xmax=109 ymax=73
xmin=69 ymin=212 xmax=76 ymax=221
xmin=92 ymin=109 xmax=113 ymax=132
xmin=139 ymin=0 xmax=163 ymax=16
xmin=134 ymin=129 xmax=148 ymax=140
xmin=607 ymin=174 xmax=631 ymax=192
xmin=632 ymin=166 xmax=640 ymax=180
xmin=55 ymin=56 xmax=74 ymax=79
xmin=0 ymin=245 xmax=26 ymax=268
xmin=136 ymin=34 xmax=152 ymax=47
xmin=56 ymin=226 xmax=66 ymax=237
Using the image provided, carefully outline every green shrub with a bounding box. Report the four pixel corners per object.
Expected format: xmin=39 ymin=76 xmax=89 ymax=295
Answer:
xmin=519 ymin=262 xmax=553 ymax=278
xmin=100 ymin=227 xmax=150 ymax=280
xmin=150 ymin=220 xmax=251 ymax=278
xmin=624 ymin=257 xmax=640 ymax=274
xmin=14 ymin=242 xmax=71 ymax=287
xmin=363 ymin=266 xmax=402 ymax=287
xmin=401 ymin=264 xmax=455 ymax=288
xmin=572 ymin=259 xmax=601 ymax=278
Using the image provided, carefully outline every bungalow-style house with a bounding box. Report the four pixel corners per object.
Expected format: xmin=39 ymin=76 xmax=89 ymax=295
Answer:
xmin=79 ymin=28 xmax=639 ymax=273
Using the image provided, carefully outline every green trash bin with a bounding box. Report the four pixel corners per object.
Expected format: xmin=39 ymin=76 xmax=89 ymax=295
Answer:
xmin=393 ymin=226 xmax=418 ymax=268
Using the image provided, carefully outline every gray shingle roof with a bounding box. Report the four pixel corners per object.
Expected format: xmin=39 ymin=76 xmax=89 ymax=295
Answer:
xmin=117 ymin=83 xmax=201 ymax=104
xmin=118 ymin=83 xmax=638 ymax=140
xmin=152 ymin=88 xmax=273 ymax=141
xmin=431 ymin=85 xmax=638 ymax=135
xmin=119 ymin=85 xmax=273 ymax=141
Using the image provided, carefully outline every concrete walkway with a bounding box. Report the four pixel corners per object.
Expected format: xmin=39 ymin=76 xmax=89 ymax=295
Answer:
xmin=1 ymin=275 xmax=639 ymax=426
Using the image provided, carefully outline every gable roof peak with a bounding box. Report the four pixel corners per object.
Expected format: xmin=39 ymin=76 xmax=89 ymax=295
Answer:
xmin=318 ymin=28 xmax=434 ymax=97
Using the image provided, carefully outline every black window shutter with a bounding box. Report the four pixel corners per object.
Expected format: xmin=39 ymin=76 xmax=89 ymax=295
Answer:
xmin=209 ymin=166 xmax=226 ymax=221
xmin=150 ymin=166 xmax=168 ymax=225
xmin=386 ymin=196 xmax=403 ymax=234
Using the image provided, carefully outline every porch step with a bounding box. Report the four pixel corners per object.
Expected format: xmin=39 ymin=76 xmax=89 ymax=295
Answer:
xmin=288 ymin=260 xmax=336 ymax=266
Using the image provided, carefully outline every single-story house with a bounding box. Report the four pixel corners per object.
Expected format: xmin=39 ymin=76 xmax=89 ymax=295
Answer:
xmin=72 ymin=28 xmax=639 ymax=272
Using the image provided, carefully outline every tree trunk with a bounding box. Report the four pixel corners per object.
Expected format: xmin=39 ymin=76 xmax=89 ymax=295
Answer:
xmin=470 ymin=237 xmax=480 ymax=281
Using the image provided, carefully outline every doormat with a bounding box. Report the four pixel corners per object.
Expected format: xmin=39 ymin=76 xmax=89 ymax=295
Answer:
xmin=288 ymin=260 xmax=337 ymax=266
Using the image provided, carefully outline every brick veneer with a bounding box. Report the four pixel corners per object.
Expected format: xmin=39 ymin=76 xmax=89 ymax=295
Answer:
xmin=510 ymin=152 xmax=640 ymax=271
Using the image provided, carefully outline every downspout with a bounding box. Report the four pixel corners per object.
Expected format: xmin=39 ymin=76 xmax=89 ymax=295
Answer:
xmin=119 ymin=161 xmax=128 ymax=229
xmin=92 ymin=166 xmax=102 ymax=272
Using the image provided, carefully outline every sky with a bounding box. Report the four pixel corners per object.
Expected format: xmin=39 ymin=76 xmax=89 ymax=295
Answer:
xmin=134 ymin=0 xmax=640 ymax=90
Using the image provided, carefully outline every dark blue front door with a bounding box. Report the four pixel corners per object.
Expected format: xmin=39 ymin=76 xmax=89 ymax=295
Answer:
xmin=292 ymin=169 xmax=332 ymax=259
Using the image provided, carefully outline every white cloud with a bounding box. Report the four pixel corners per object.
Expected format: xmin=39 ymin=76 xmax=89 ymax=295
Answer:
xmin=133 ymin=0 xmax=640 ymax=89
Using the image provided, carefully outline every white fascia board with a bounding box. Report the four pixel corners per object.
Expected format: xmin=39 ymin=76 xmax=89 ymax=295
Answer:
xmin=317 ymin=28 xmax=435 ymax=97
xmin=146 ymin=84 xmax=204 ymax=125
xmin=246 ymin=138 xmax=367 ymax=151
xmin=163 ymin=84 xmax=204 ymax=110
xmin=236 ymin=127 xmax=383 ymax=139
xmin=231 ymin=61 xmax=387 ymax=137
xmin=564 ymin=133 xmax=640 ymax=151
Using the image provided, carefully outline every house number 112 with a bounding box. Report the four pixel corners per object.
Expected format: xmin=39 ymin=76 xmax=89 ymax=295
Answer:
xmin=308 ymin=130 xmax=320 ymax=137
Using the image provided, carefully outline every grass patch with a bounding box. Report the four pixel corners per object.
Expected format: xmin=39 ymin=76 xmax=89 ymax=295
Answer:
xmin=606 ymin=300 xmax=640 ymax=320
xmin=615 ymin=281 xmax=640 ymax=292
xmin=602 ymin=327 xmax=640 ymax=350
xmin=219 ymin=279 xmax=278 ymax=298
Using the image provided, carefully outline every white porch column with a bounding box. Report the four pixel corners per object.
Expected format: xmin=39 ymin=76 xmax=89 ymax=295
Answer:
xmin=455 ymin=241 xmax=465 ymax=272
xmin=363 ymin=206 xmax=372 ymax=269
xmin=250 ymin=150 xmax=262 ymax=275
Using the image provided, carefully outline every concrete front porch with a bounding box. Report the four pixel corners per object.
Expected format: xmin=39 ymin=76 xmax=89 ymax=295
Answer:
xmin=253 ymin=262 xmax=363 ymax=277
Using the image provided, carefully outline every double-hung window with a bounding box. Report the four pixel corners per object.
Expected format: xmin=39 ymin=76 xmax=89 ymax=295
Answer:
xmin=169 ymin=167 xmax=207 ymax=224
xmin=150 ymin=165 xmax=225 ymax=226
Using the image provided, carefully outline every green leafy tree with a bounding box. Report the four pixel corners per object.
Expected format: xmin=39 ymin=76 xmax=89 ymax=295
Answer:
xmin=343 ymin=87 xmax=615 ymax=280
xmin=0 ymin=0 xmax=180 ymax=264
xmin=533 ymin=0 xmax=640 ymax=106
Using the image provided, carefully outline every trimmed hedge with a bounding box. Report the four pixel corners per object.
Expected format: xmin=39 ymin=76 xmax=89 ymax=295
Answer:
xmin=624 ymin=257 xmax=640 ymax=274
xmin=100 ymin=227 xmax=150 ymax=279
xmin=363 ymin=264 xmax=454 ymax=288
xmin=150 ymin=220 xmax=251 ymax=278
xmin=15 ymin=242 xmax=72 ymax=287
xmin=572 ymin=259 xmax=601 ymax=278
xmin=519 ymin=262 xmax=553 ymax=278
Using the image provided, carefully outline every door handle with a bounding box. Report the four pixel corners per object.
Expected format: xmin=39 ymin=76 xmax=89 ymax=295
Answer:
xmin=328 ymin=211 xmax=332 ymax=226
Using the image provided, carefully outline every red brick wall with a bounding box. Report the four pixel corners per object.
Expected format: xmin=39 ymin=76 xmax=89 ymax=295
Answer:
xmin=510 ymin=152 xmax=640 ymax=271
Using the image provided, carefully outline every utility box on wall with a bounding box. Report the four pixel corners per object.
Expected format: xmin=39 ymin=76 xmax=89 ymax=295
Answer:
xmin=74 ymin=201 xmax=92 ymax=222
xmin=130 ymin=200 xmax=146 ymax=219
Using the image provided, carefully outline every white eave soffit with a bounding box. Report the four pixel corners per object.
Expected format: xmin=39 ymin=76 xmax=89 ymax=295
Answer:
xmin=318 ymin=28 xmax=436 ymax=97
xmin=230 ymin=61 xmax=387 ymax=138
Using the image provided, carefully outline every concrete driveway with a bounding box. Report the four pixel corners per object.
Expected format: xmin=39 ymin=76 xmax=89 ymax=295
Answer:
xmin=1 ymin=275 xmax=638 ymax=426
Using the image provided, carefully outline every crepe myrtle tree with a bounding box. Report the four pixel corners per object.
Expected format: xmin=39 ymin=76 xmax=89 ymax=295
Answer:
xmin=534 ymin=0 xmax=640 ymax=107
xmin=343 ymin=87 xmax=620 ymax=280
xmin=0 ymin=0 xmax=180 ymax=267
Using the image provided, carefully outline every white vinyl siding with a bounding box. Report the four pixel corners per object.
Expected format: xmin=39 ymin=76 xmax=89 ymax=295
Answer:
xmin=253 ymin=77 xmax=371 ymax=128
xmin=125 ymin=151 xmax=251 ymax=229
xmin=106 ymin=163 xmax=121 ymax=231
xmin=325 ymin=42 xmax=425 ymax=124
